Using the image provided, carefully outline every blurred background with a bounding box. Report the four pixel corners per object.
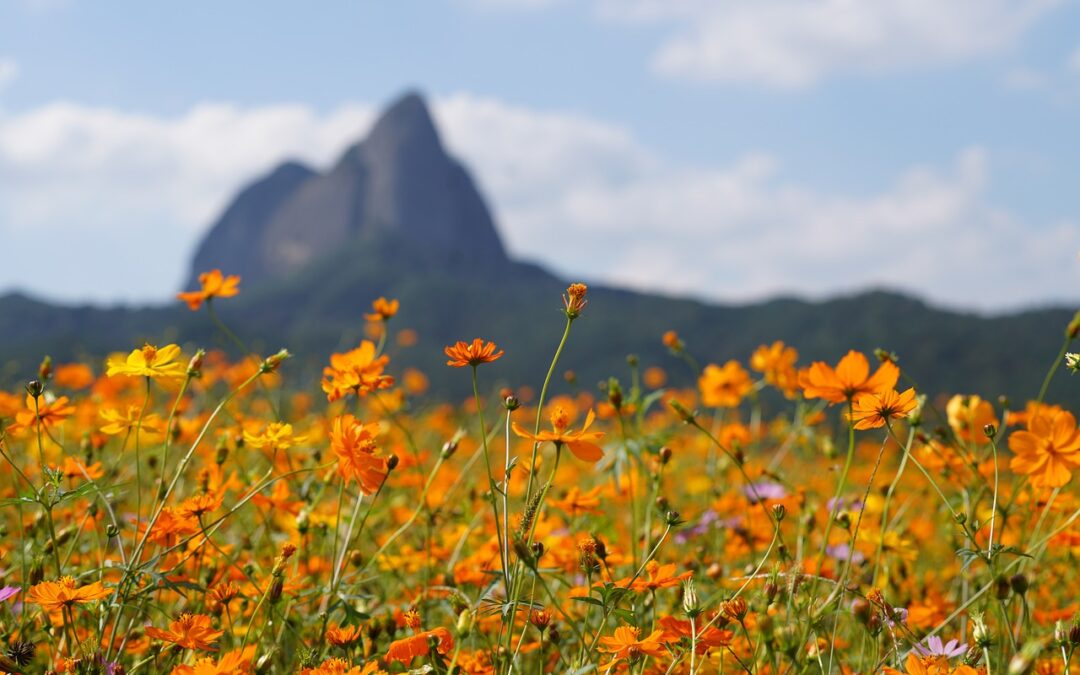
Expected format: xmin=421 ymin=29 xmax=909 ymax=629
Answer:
xmin=0 ymin=0 xmax=1078 ymax=399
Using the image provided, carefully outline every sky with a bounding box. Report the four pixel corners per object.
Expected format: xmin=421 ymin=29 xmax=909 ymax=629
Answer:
xmin=1 ymin=0 xmax=1079 ymax=312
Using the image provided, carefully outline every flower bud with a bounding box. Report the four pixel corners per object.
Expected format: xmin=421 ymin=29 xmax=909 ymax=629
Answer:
xmin=668 ymin=400 xmax=695 ymax=423
xmin=38 ymin=356 xmax=53 ymax=382
xmin=387 ymin=454 xmax=400 ymax=471
xmin=1067 ymin=352 xmax=1080 ymax=374
xmin=1009 ymin=573 xmax=1028 ymax=596
xmin=972 ymin=612 xmax=993 ymax=648
xmin=659 ymin=446 xmax=673 ymax=464
xmin=25 ymin=379 xmax=43 ymax=398
xmin=504 ymin=395 xmax=520 ymax=411
xmin=260 ymin=349 xmax=292 ymax=374
xmin=1067 ymin=310 xmax=1080 ymax=339
xmin=995 ymin=575 xmax=1010 ymax=600
xmin=682 ymin=578 xmax=701 ymax=618
xmin=772 ymin=504 xmax=786 ymax=522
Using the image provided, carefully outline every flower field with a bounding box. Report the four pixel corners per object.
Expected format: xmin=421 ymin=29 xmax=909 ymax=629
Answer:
xmin=1 ymin=273 xmax=1079 ymax=674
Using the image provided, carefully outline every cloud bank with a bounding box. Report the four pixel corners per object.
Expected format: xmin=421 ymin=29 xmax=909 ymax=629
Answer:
xmin=0 ymin=93 xmax=1075 ymax=309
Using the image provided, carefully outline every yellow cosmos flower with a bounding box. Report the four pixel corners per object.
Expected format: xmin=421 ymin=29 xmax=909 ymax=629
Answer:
xmin=106 ymin=343 xmax=186 ymax=380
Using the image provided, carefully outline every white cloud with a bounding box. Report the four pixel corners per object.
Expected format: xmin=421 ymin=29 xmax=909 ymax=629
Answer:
xmin=0 ymin=94 xmax=1075 ymax=309
xmin=0 ymin=59 xmax=19 ymax=92
xmin=591 ymin=0 xmax=1061 ymax=88
xmin=1002 ymin=66 xmax=1049 ymax=90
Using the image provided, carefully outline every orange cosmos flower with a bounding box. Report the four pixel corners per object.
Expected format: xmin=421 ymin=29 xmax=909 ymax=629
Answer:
xmin=598 ymin=626 xmax=667 ymax=665
xmin=330 ymin=414 xmax=389 ymax=494
xmin=549 ymin=485 xmax=604 ymax=516
xmin=107 ymin=343 xmax=186 ymax=380
xmin=27 ymin=577 xmax=111 ymax=613
xmin=364 ymin=297 xmax=399 ymax=322
xmin=385 ymin=627 xmax=454 ymax=666
xmin=326 ymin=624 xmax=363 ymax=647
xmin=170 ymin=647 xmax=255 ymax=674
xmin=946 ymin=394 xmax=999 ymax=444
xmin=8 ymin=393 xmax=76 ymax=433
xmin=300 ymin=658 xmax=384 ymax=675
xmin=512 ymin=406 xmax=605 ymax=462
xmin=177 ymin=269 xmax=241 ymax=311
xmin=698 ymin=360 xmax=753 ymax=408
xmin=662 ymin=330 xmax=684 ymax=352
xmin=444 ymin=338 xmax=504 ymax=368
xmin=57 ymin=455 xmax=105 ymax=481
xmin=145 ymin=613 xmax=224 ymax=651
xmin=750 ymin=341 xmax=800 ymax=397
xmin=657 ymin=616 xmax=733 ymax=651
xmin=850 ymin=388 xmax=918 ymax=430
xmin=1009 ymin=409 xmax=1080 ymax=488
xmin=53 ymin=363 xmax=95 ymax=389
xmin=611 ymin=560 xmax=692 ymax=592
xmin=321 ymin=341 xmax=394 ymax=402
xmin=799 ymin=350 xmax=899 ymax=404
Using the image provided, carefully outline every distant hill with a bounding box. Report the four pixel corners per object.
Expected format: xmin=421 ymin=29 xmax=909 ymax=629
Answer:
xmin=0 ymin=91 xmax=1075 ymax=405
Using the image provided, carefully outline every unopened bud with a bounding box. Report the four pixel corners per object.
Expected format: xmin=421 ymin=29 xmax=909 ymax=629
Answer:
xmin=668 ymin=400 xmax=695 ymax=423
xmin=260 ymin=349 xmax=292 ymax=374
xmin=25 ymin=379 xmax=44 ymax=398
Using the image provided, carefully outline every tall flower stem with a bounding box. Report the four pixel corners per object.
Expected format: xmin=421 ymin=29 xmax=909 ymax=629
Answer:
xmin=472 ymin=366 xmax=508 ymax=586
xmin=523 ymin=316 xmax=572 ymax=504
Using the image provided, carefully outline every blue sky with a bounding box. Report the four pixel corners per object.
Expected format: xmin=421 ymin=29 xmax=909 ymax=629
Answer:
xmin=1 ymin=0 xmax=1078 ymax=310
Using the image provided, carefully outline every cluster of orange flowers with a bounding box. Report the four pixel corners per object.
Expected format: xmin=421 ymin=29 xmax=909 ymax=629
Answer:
xmin=0 ymin=271 xmax=1075 ymax=674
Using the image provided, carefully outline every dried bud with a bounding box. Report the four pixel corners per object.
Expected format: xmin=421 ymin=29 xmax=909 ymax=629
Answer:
xmin=1009 ymin=573 xmax=1028 ymax=596
xmin=851 ymin=599 xmax=871 ymax=625
xmin=995 ymin=575 xmax=1011 ymax=600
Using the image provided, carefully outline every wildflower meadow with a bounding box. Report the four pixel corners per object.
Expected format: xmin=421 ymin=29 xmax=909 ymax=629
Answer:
xmin=2 ymin=272 xmax=1079 ymax=674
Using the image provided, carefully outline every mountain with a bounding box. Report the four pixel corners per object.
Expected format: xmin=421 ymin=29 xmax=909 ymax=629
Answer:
xmin=185 ymin=91 xmax=513 ymax=290
xmin=1 ymin=91 xmax=1076 ymax=407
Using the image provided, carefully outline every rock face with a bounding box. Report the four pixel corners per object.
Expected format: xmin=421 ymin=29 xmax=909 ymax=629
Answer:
xmin=185 ymin=91 xmax=510 ymax=289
